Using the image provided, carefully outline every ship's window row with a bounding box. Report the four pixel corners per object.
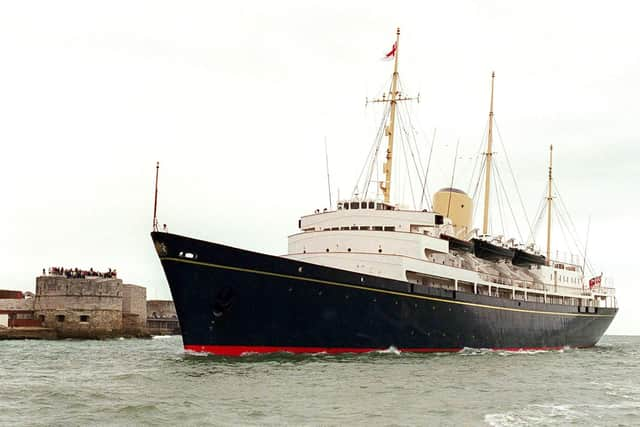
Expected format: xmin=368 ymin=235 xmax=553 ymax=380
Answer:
xmin=338 ymin=202 xmax=395 ymax=211
xmin=318 ymin=226 xmax=396 ymax=232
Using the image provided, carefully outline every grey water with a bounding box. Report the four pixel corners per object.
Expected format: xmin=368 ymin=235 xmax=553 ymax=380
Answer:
xmin=1 ymin=335 xmax=639 ymax=426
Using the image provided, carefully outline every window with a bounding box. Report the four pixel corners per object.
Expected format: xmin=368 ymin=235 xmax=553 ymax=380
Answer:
xmin=361 ymin=202 xmax=367 ymax=209
xmin=368 ymin=202 xmax=375 ymax=209
xmin=359 ymin=226 xmax=370 ymax=230
xmin=350 ymin=202 xmax=359 ymax=209
xmin=350 ymin=226 xmax=358 ymax=230
xmin=56 ymin=315 xmax=65 ymax=322
xmin=337 ymin=203 xmax=343 ymax=210
xmin=435 ymin=215 xmax=444 ymax=225
xmin=372 ymin=226 xmax=383 ymax=231
xmin=340 ymin=226 xmax=349 ymax=230
xmin=80 ymin=315 xmax=89 ymax=323
xmin=344 ymin=203 xmax=349 ymax=210
xmin=376 ymin=203 xmax=384 ymax=210
xmin=383 ymin=226 xmax=396 ymax=231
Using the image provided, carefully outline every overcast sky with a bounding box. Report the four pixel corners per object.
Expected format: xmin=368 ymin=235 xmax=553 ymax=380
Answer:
xmin=1 ymin=0 xmax=638 ymax=334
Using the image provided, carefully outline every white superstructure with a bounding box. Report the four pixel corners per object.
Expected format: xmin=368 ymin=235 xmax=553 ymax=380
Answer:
xmin=285 ymin=199 xmax=616 ymax=309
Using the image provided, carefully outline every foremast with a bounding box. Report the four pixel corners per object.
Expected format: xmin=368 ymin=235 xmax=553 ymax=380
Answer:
xmin=380 ymin=28 xmax=401 ymax=204
xmin=369 ymin=28 xmax=417 ymax=204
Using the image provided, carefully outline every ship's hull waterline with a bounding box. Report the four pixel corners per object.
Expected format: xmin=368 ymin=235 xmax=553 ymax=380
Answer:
xmin=152 ymin=232 xmax=616 ymax=356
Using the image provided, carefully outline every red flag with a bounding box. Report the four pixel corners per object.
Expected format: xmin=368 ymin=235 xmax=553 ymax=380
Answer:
xmin=589 ymin=275 xmax=602 ymax=289
xmin=382 ymin=42 xmax=396 ymax=61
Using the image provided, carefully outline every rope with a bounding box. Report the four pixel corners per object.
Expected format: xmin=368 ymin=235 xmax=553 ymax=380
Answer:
xmin=494 ymin=159 xmax=524 ymax=241
xmin=494 ymin=119 xmax=535 ymax=240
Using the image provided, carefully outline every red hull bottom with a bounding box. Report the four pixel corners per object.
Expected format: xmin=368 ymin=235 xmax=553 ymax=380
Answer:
xmin=184 ymin=344 xmax=568 ymax=356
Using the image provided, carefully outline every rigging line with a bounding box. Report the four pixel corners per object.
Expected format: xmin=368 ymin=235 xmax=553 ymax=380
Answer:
xmin=471 ymin=154 xmax=486 ymax=202
xmin=552 ymin=205 xmax=572 ymax=263
xmin=324 ymin=137 xmax=332 ymax=208
xmin=582 ymin=216 xmax=591 ymax=274
xmin=399 ymin=100 xmax=426 ymax=178
xmin=493 ymin=119 xmax=535 ymax=239
xmin=556 ymin=201 xmax=588 ymax=267
xmin=492 ymin=160 xmax=506 ymax=236
xmin=553 ymin=201 xmax=591 ymax=272
xmin=397 ymin=106 xmax=426 ymax=207
xmin=471 ymin=155 xmax=487 ymax=222
xmin=359 ymin=102 xmax=390 ymax=198
xmin=446 ymin=139 xmax=461 ymax=217
xmin=551 ymin=182 xmax=585 ymax=259
xmin=467 ymin=120 xmax=490 ymax=192
xmin=553 ymin=180 xmax=582 ymax=243
xmin=493 ymin=159 xmax=524 ymax=242
xmin=471 ymin=142 xmax=489 ymax=202
xmin=420 ymin=128 xmax=437 ymax=211
xmin=354 ymin=127 xmax=380 ymax=197
xmin=529 ymin=188 xmax=548 ymax=244
xmin=398 ymin=116 xmax=417 ymax=208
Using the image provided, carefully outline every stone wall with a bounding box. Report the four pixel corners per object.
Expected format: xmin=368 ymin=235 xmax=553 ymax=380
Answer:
xmin=0 ymin=297 xmax=34 ymax=312
xmin=34 ymin=276 xmax=123 ymax=338
xmin=122 ymin=284 xmax=147 ymax=336
xmin=147 ymin=300 xmax=177 ymax=319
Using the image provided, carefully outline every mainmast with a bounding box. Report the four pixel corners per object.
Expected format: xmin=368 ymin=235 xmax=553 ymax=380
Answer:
xmin=546 ymin=145 xmax=553 ymax=264
xmin=482 ymin=72 xmax=496 ymax=235
xmin=380 ymin=28 xmax=401 ymax=204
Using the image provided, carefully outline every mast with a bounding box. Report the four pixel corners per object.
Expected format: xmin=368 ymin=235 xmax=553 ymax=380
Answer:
xmin=546 ymin=145 xmax=553 ymax=264
xmin=482 ymin=71 xmax=496 ymax=235
xmin=381 ymin=27 xmax=401 ymax=204
xmin=153 ymin=161 xmax=159 ymax=232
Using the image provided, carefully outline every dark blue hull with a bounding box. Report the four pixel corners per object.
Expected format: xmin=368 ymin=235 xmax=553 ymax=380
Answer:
xmin=152 ymin=232 xmax=616 ymax=355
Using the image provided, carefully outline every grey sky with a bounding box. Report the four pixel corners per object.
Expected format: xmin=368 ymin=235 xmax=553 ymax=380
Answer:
xmin=1 ymin=0 xmax=638 ymax=334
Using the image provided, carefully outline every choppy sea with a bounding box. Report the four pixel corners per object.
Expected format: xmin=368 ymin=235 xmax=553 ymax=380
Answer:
xmin=1 ymin=335 xmax=638 ymax=426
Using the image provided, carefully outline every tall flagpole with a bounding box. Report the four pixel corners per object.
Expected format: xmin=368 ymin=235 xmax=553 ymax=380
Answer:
xmin=546 ymin=145 xmax=553 ymax=264
xmin=153 ymin=161 xmax=159 ymax=232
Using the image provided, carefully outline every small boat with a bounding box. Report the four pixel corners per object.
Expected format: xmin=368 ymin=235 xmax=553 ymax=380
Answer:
xmin=512 ymin=248 xmax=546 ymax=267
xmin=472 ymin=238 xmax=515 ymax=261
xmin=440 ymin=234 xmax=474 ymax=253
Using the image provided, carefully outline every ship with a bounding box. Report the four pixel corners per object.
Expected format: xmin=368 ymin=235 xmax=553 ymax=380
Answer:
xmin=151 ymin=29 xmax=617 ymax=356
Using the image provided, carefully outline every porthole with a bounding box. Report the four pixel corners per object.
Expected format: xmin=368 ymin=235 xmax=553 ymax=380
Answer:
xmin=378 ymin=248 xmax=382 ymax=253
xmin=360 ymin=277 xmax=364 ymax=283
xmin=347 ymin=248 xmax=352 ymax=252
xmin=298 ymin=266 xmax=303 ymax=273
xmin=179 ymin=251 xmax=197 ymax=259
xmin=326 ymin=248 xmax=329 ymax=252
